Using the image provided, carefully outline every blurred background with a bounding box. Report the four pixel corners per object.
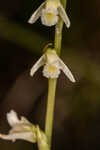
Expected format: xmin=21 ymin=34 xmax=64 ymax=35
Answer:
xmin=0 ymin=0 xmax=100 ymax=149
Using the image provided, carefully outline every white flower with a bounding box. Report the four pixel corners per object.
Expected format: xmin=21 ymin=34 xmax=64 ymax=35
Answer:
xmin=0 ymin=110 xmax=37 ymax=143
xmin=0 ymin=110 xmax=50 ymax=150
xmin=28 ymin=0 xmax=70 ymax=28
xmin=30 ymin=49 xmax=76 ymax=82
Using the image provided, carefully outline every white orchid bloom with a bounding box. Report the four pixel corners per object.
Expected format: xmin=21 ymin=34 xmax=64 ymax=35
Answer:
xmin=28 ymin=0 xmax=70 ymax=28
xmin=0 ymin=110 xmax=50 ymax=150
xmin=30 ymin=49 xmax=75 ymax=82
xmin=0 ymin=110 xmax=37 ymax=143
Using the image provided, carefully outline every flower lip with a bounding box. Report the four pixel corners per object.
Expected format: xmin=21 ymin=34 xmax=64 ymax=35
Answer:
xmin=43 ymin=64 xmax=60 ymax=78
xmin=41 ymin=8 xmax=58 ymax=26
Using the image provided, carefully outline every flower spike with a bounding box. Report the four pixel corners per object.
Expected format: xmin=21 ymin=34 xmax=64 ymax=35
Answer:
xmin=30 ymin=48 xmax=75 ymax=82
xmin=28 ymin=0 xmax=70 ymax=28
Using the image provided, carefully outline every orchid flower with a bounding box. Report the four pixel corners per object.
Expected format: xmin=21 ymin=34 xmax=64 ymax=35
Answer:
xmin=0 ymin=110 xmax=50 ymax=150
xmin=0 ymin=110 xmax=37 ymax=143
xmin=28 ymin=0 xmax=70 ymax=28
xmin=30 ymin=49 xmax=75 ymax=82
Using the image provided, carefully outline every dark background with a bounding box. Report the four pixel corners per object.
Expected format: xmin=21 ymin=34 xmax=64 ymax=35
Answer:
xmin=0 ymin=0 xmax=100 ymax=150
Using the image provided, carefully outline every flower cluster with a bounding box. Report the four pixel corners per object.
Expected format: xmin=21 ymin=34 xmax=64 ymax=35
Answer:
xmin=0 ymin=110 xmax=50 ymax=150
xmin=28 ymin=0 xmax=75 ymax=82
xmin=0 ymin=0 xmax=76 ymax=148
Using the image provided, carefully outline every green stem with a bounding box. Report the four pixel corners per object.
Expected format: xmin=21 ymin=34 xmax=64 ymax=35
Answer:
xmin=55 ymin=0 xmax=67 ymax=55
xmin=45 ymin=79 xmax=57 ymax=146
xmin=45 ymin=0 xmax=67 ymax=148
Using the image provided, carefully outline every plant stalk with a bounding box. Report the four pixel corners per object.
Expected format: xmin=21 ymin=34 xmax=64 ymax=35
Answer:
xmin=55 ymin=0 xmax=67 ymax=55
xmin=45 ymin=0 xmax=67 ymax=148
xmin=45 ymin=79 xmax=57 ymax=146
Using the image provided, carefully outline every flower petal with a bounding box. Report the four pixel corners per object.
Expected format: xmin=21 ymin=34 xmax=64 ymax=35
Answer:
xmin=30 ymin=54 xmax=45 ymax=76
xmin=58 ymin=57 xmax=76 ymax=82
xmin=58 ymin=4 xmax=70 ymax=28
xmin=20 ymin=116 xmax=33 ymax=125
xmin=41 ymin=8 xmax=58 ymax=26
xmin=7 ymin=110 xmax=20 ymax=127
xmin=0 ymin=132 xmax=36 ymax=143
xmin=28 ymin=2 xmax=45 ymax=24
